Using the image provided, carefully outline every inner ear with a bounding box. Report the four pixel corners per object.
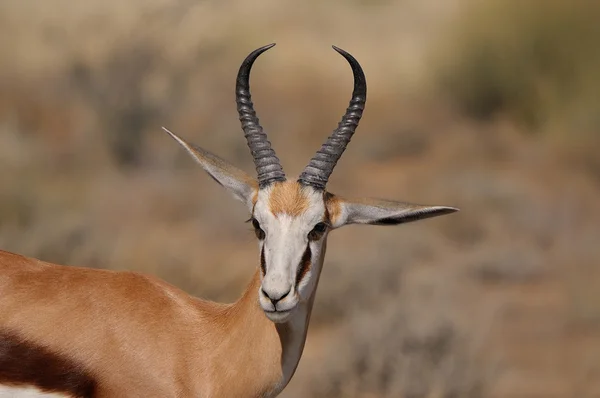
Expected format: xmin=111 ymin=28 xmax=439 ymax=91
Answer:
xmin=365 ymin=206 xmax=458 ymax=225
xmin=164 ymin=127 xmax=259 ymax=210
xmin=327 ymin=194 xmax=458 ymax=228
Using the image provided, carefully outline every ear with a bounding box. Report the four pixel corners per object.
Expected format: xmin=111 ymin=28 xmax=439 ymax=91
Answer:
xmin=326 ymin=194 xmax=458 ymax=229
xmin=163 ymin=127 xmax=258 ymax=210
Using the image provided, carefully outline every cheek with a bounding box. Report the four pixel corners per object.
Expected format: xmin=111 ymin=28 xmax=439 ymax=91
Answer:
xmin=296 ymin=269 xmax=313 ymax=294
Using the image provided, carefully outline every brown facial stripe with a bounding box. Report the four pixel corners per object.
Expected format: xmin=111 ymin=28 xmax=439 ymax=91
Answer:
xmin=260 ymin=246 xmax=266 ymax=275
xmin=0 ymin=330 xmax=96 ymax=397
xmin=296 ymin=244 xmax=312 ymax=287
xmin=324 ymin=200 xmax=331 ymax=224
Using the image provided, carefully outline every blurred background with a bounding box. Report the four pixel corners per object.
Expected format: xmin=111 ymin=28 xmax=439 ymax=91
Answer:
xmin=1 ymin=0 xmax=599 ymax=396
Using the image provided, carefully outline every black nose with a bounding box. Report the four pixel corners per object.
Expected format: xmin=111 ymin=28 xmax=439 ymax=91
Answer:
xmin=261 ymin=288 xmax=290 ymax=305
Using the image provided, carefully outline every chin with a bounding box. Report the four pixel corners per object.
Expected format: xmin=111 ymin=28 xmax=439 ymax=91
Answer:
xmin=264 ymin=309 xmax=294 ymax=323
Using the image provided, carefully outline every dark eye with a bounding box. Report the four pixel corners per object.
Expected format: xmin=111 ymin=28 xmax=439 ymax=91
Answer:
xmin=252 ymin=218 xmax=265 ymax=240
xmin=308 ymin=222 xmax=328 ymax=241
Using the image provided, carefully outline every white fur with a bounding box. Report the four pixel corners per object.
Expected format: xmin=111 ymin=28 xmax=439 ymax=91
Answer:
xmin=0 ymin=385 xmax=68 ymax=398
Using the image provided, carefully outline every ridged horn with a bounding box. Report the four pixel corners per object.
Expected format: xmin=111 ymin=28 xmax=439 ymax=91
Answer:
xmin=236 ymin=43 xmax=286 ymax=188
xmin=298 ymin=46 xmax=366 ymax=190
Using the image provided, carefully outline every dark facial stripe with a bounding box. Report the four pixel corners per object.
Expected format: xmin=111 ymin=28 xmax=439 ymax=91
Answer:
xmin=260 ymin=245 xmax=266 ymax=276
xmin=323 ymin=192 xmax=332 ymax=225
xmin=296 ymin=244 xmax=312 ymax=287
xmin=0 ymin=330 xmax=96 ymax=397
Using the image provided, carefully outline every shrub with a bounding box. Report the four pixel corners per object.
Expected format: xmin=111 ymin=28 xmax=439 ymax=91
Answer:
xmin=435 ymin=0 xmax=600 ymax=130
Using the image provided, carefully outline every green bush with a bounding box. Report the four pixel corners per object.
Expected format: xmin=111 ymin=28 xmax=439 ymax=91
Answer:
xmin=436 ymin=0 xmax=600 ymax=130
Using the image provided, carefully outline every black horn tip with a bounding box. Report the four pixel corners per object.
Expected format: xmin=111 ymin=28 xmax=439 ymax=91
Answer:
xmin=331 ymin=45 xmax=366 ymax=95
xmin=244 ymin=43 xmax=276 ymax=63
xmin=331 ymin=45 xmax=354 ymax=60
xmin=253 ymin=43 xmax=277 ymax=55
xmin=331 ymin=45 xmax=344 ymax=53
xmin=236 ymin=43 xmax=277 ymax=85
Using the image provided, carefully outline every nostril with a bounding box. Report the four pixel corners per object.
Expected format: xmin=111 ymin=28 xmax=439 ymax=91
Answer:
xmin=261 ymin=287 xmax=291 ymax=305
xmin=279 ymin=289 xmax=290 ymax=300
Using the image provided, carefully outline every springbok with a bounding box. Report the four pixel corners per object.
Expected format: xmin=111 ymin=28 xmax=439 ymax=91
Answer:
xmin=0 ymin=44 xmax=457 ymax=397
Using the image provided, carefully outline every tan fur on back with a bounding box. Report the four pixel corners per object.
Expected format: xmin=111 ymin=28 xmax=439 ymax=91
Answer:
xmin=268 ymin=182 xmax=309 ymax=217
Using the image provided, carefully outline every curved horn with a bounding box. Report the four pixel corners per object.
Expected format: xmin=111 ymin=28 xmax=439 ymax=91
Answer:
xmin=298 ymin=46 xmax=367 ymax=190
xmin=236 ymin=43 xmax=286 ymax=188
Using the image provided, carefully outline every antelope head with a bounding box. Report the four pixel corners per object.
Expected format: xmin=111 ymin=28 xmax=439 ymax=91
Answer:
xmin=164 ymin=44 xmax=457 ymax=323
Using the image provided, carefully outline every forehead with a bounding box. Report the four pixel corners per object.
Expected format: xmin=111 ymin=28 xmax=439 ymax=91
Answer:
xmin=255 ymin=181 xmax=324 ymax=218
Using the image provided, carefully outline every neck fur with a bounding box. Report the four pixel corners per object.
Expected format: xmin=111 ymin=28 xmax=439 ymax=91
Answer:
xmin=217 ymin=243 xmax=326 ymax=397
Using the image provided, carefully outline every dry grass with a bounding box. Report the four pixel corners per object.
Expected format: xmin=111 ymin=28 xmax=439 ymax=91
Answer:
xmin=1 ymin=0 xmax=600 ymax=397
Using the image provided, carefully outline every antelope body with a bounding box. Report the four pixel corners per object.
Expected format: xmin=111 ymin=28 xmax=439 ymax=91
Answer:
xmin=0 ymin=44 xmax=457 ymax=397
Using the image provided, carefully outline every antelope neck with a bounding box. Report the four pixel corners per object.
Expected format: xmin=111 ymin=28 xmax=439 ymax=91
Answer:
xmin=224 ymin=246 xmax=325 ymax=396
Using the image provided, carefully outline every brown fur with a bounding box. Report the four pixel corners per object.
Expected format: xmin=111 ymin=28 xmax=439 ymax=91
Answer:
xmin=0 ymin=250 xmax=283 ymax=397
xmin=324 ymin=192 xmax=342 ymax=225
xmin=296 ymin=245 xmax=312 ymax=286
xmin=0 ymin=330 xmax=96 ymax=397
xmin=268 ymin=182 xmax=309 ymax=217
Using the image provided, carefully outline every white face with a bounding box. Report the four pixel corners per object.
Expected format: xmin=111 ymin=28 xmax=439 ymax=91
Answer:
xmin=251 ymin=182 xmax=329 ymax=323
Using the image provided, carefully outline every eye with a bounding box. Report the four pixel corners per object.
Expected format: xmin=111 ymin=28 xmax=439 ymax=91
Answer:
xmin=251 ymin=218 xmax=265 ymax=240
xmin=308 ymin=222 xmax=328 ymax=241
